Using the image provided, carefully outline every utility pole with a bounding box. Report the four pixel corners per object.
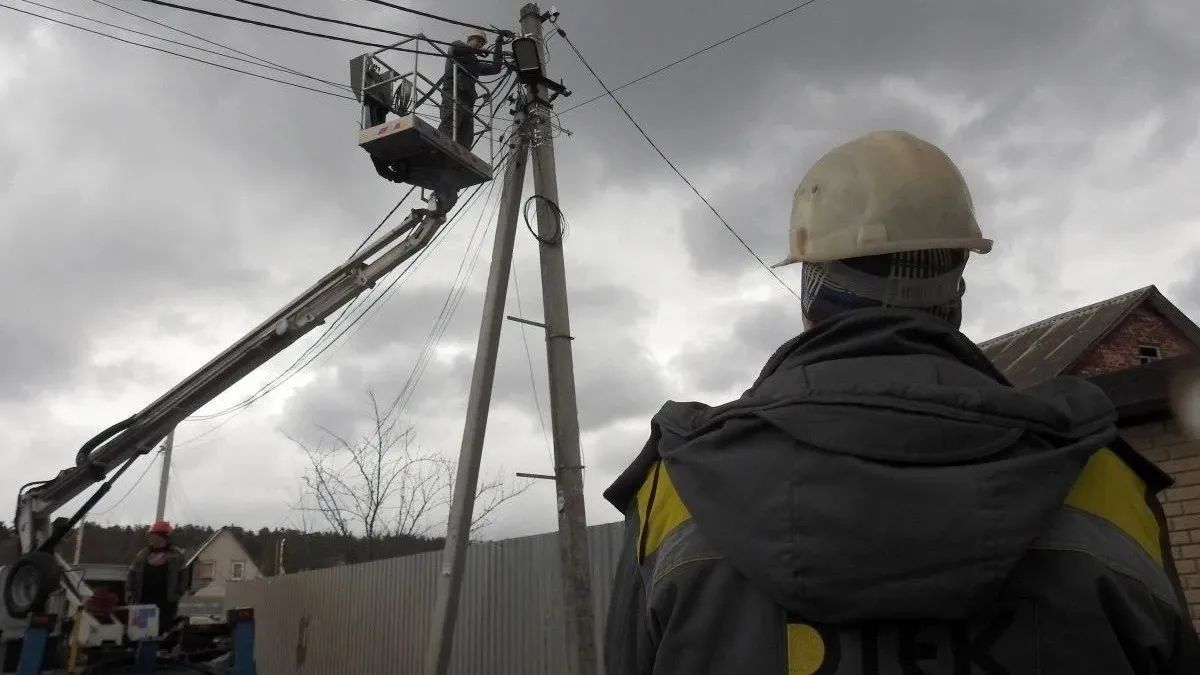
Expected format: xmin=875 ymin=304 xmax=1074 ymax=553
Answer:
xmin=520 ymin=5 xmax=598 ymax=673
xmin=154 ymin=428 xmax=175 ymax=522
xmin=425 ymin=126 xmax=531 ymax=675
xmin=72 ymin=519 xmax=85 ymax=565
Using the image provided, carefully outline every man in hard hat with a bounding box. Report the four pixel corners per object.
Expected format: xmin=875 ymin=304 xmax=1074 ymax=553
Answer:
xmin=126 ymin=520 xmax=189 ymax=639
xmin=439 ymin=29 xmax=506 ymax=148
xmin=603 ymin=130 xmax=1199 ymax=674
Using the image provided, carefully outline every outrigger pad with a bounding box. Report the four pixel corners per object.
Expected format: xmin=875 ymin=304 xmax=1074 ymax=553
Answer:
xmin=360 ymin=114 xmax=493 ymax=193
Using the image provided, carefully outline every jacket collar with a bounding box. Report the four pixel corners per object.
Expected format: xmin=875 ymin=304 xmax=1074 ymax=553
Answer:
xmin=749 ymin=308 xmax=1009 ymax=392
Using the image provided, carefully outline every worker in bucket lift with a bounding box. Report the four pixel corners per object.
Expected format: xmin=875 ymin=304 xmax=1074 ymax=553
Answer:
xmin=126 ymin=520 xmax=188 ymax=640
xmin=439 ymin=28 xmax=506 ymax=148
xmin=603 ymin=130 xmax=1200 ymax=674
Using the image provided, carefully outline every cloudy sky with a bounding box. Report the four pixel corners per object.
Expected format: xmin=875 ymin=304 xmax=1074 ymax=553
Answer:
xmin=2 ymin=0 xmax=1199 ymax=542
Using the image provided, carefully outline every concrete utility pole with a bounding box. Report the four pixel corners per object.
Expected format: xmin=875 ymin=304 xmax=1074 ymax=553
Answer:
xmin=72 ymin=519 xmax=85 ymax=565
xmin=154 ymin=428 xmax=175 ymax=522
xmin=520 ymin=4 xmax=598 ymax=673
xmin=425 ymin=129 xmax=531 ymax=675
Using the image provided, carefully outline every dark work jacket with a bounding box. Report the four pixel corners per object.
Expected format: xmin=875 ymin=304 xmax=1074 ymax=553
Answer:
xmin=442 ymin=40 xmax=503 ymax=98
xmin=127 ymin=546 xmax=188 ymax=605
xmin=603 ymin=308 xmax=1199 ymax=675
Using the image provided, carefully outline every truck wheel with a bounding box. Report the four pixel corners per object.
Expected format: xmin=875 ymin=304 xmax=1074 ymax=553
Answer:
xmin=2 ymin=551 xmax=61 ymax=618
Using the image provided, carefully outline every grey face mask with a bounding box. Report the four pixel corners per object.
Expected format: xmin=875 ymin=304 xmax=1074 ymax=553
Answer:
xmin=800 ymin=249 xmax=968 ymax=329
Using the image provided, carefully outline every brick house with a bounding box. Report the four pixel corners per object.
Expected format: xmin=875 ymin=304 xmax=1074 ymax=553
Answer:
xmin=979 ymin=285 xmax=1200 ymax=631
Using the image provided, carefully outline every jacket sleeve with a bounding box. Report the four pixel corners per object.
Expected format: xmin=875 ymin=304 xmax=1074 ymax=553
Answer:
xmin=175 ymin=549 xmax=190 ymax=599
xmin=452 ymin=43 xmax=503 ymax=80
xmin=126 ymin=554 xmax=141 ymax=602
xmin=475 ymin=43 xmax=504 ymax=77
xmin=605 ymin=507 xmax=654 ymax=675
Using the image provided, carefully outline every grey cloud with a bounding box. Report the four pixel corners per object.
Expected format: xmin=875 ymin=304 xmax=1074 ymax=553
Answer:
xmin=4 ymin=0 xmax=1198 ymax=538
xmin=560 ymin=0 xmax=1199 ymax=186
xmin=667 ymin=297 xmax=804 ymax=396
xmin=1168 ymin=257 xmax=1200 ymax=323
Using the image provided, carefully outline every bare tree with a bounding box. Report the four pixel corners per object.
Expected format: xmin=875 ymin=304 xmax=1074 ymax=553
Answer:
xmin=290 ymin=390 xmax=528 ymax=561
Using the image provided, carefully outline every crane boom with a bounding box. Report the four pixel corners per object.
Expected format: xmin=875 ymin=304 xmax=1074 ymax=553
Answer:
xmin=15 ymin=195 xmax=449 ymax=555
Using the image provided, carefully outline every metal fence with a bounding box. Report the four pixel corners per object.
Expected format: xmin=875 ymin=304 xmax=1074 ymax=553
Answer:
xmin=225 ymin=522 xmax=624 ymax=675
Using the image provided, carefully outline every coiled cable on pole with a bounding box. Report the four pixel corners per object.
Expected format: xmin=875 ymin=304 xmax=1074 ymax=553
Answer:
xmin=522 ymin=195 xmax=566 ymax=246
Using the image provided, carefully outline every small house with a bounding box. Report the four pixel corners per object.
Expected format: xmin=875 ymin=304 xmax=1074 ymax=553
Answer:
xmin=980 ymin=284 xmax=1200 ymax=631
xmin=181 ymin=527 xmax=262 ymax=623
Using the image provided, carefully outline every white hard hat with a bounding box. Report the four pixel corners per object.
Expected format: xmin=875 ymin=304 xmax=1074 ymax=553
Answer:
xmin=466 ymin=29 xmax=488 ymax=43
xmin=773 ymin=130 xmax=992 ymax=266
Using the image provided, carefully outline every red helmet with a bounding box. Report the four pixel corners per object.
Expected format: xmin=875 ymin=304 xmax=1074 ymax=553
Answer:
xmin=148 ymin=520 xmax=172 ymax=536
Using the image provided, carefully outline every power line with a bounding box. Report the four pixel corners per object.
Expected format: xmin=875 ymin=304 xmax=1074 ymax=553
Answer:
xmin=0 ymin=3 xmax=356 ymax=101
xmin=92 ymin=450 xmax=161 ymax=517
xmin=226 ymin=0 xmax=458 ymax=50
xmin=512 ymin=270 xmax=553 ymax=463
xmin=349 ymin=188 xmax=417 ymax=259
xmin=379 ymin=155 xmax=513 ymax=421
xmin=387 ymin=181 xmax=501 ymax=418
xmin=558 ymin=30 xmax=802 ymax=300
xmin=169 ymin=463 xmax=199 ymax=522
xmin=560 ymin=0 xmax=827 ymax=116
xmin=186 ymin=190 xmax=419 ymax=423
xmin=355 ymin=0 xmax=498 ymax=35
xmin=16 ymin=0 xmax=350 ymax=96
xmin=176 ymin=173 xmax=503 ymax=445
xmin=88 ymin=0 xmax=353 ymax=93
xmin=130 ymin=0 xmax=444 ymax=56
xmin=181 ymin=183 xmax=484 ymax=434
xmin=91 ymin=0 xmax=344 ymax=86
xmin=190 ymin=177 xmax=490 ymax=423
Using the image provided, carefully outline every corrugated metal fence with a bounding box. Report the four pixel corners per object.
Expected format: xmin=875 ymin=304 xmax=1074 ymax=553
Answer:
xmin=226 ymin=522 xmax=623 ymax=674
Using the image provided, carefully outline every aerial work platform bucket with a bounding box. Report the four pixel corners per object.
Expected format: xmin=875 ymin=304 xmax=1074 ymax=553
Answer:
xmin=359 ymin=114 xmax=492 ymax=193
xmin=350 ymin=35 xmax=504 ymax=194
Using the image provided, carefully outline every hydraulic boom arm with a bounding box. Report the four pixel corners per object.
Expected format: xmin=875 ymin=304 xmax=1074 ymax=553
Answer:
xmin=15 ymin=195 xmax=450 ymax=556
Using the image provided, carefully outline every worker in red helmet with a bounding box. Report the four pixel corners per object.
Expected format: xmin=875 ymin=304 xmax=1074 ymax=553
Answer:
xmin=126 ymin=520 xmax=188 ymax=639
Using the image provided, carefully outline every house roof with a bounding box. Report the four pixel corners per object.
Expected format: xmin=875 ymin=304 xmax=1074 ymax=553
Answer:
xmin=187 ymin=526 xmax=230 ymax=566
xmin=979 ymin=285 xmax=1200 ymax=387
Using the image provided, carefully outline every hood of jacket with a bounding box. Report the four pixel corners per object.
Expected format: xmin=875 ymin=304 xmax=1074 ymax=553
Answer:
xmin=605 ymin=309 xmax=1118 ymax=623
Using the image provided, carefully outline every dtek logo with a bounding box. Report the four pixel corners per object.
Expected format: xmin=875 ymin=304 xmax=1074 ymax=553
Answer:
xmin=789 ymin=606 xmax=1036 ymax=675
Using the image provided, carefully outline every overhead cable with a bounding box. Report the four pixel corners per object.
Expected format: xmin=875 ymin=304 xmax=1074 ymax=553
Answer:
xmin=187 ymin=188 xmax=419 ymax=423
xmin=383 ymin=168 xmax=508 ymax=421
xmin=558 ymin=30 xmax=802 ymax=301
xmin=512 ymin=271 xmax=553 ymax=461
xmin=560 ymin=0 xmax=827 ymax=116
xmin=18 ymin=0 xmax=350 ymax=95
xmin=274 ymin=179 xmax=499 ymax=396
xmin=349 ymin=187 xmax=417 ymax=259
xmin=225 ymin=0 xmax=458 ymax=49
xmin=373 ymin=149 xmax=517 ymax=420
xmin=522 ymin=194 xmax=566 ymax=246
xmin=89 ymin=0 xmax=352 ymax=93
xmin=0 ymin=3 xmax=355 ymax=100
xmin=355 ymin=0 xmax=499 ymax=35
xmin=91 ymin=450 xmax=161 ymax=516
xmin=130 ymin=0 xmax=443 ymax=56
xmin=177 ymin=172 xmax=504 ymax=443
